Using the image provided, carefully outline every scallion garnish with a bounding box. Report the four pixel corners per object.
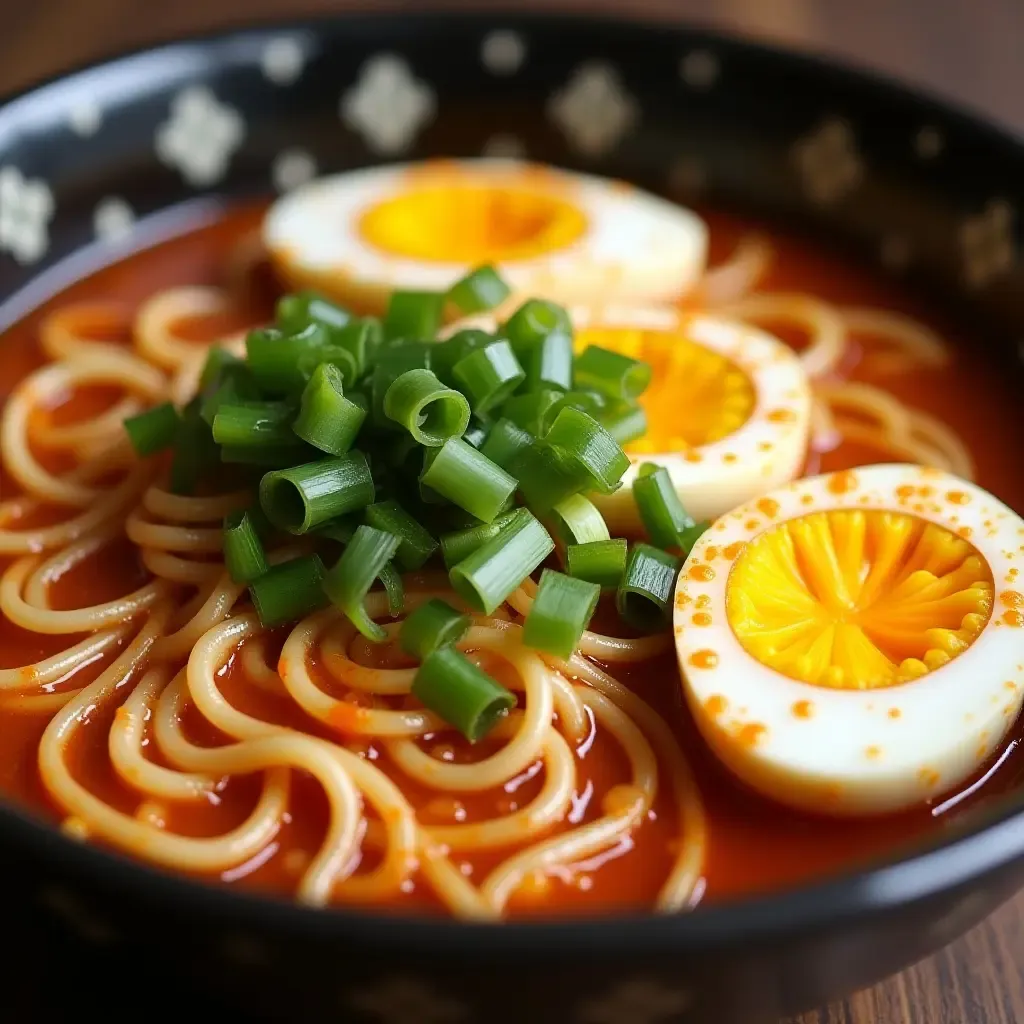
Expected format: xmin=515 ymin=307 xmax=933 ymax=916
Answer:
xmin=549 ymin=493 xmax=611 ymax=546
xmin=449 ymin=508 xmax=553 ymax=614
xmin=364 ymin=499 xmax=438 ymax=571
xmin=411 ymin=646 xmax=516 ymax=743
xmin=223 ymin=509 xmax=269 ymax=584
xmin=383 ymin=289 xmax=446 ymax=342
xmin=479 ymin=417 xmax=534 ymax=469
xmin=599 ymin=401 xmax=647 ymax=445
xmin=124 ymin=402 xmax=180 ymax=457
xmin=419 ymin=438 xmax=518 ymax=523
xmin=260 ymin=452 xmax=375 ymax=534
xmin=616 ymin=543 xmax=682 ymax=632
xmin=452 ymin=340 xmax=525 ymax=415
xmin=573 ymin=345 xmax=652 ymax=402
xmin=321 ymin=525 xmax=401 ymax=641
xmin=439 ymin=510 xmax=519 ymax=569
xmin=543 ymin=406 xmax=629 ymax=495
xmin=399 ymin=598 xmax=470 ymax=660
xmin=384 ymin=369 xmax=471 ymax=445
xmin=632 ymin=463 xmax=695 ymax=550
xmin=293 ymin=363 xmax=366 ymax=455
xmin=565 ymin=538 xmax=628 ymax=590
xmin=446 ymin=265 xmax=512 ymax=314
xmin=523 ymin=568 xmax=600 ymax=659
xmin=212 ymin=401 xmax=296 ymax=449
xmin=250 ymin=554 xmax=328 ymax=627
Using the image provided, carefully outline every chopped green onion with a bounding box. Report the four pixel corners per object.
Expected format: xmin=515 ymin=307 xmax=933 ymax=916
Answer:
xmin=599 ymin=401 xmax=647 ymax=445
xmin=124 ymin=402 xmax=180 ymax=456
xmin=503 ymin=299 xmax=572 ymax=352
xmin=199 ymin=364 xmax=260 ymax=426
xmin=331 ymin=319 xmax=380 ymax=377
xmin=452 ymin=340 xmax=525 ymax=415
xmin=169 ymin=400 xmax=218 ymax=495
xmin=565 ymin=538 xmax=628 ymax=589
xmin=463 ymin=418 xmax=490 ymax=449
xmin=446 ymin=265 xmax=511 ymax=314
xmin=523 ymin=568 xmax=600 ymax=659
xmin=412 ymin=646 xmax=516 ymax=742
xmin=439 ymin=510 xmax=519 ymax=569
xmin=322 ymin=525 xmax=401 ymax=641
xmin=277 ymin=290 xmax=352 ymax=334
xmin=221 ymin=441 xmax=311 ymax=467
xmin=519 ymin=330 xmax=573 ymax=392
xmin=296 ymin=343 xmax=359 ymax=389
xmin=449 ymin=508 xmax=553 ymax=614
xmin=199 ymin=346 xmax=242 ymax=391
xmin=293 ymin=363 xmax=366 ymax=455
xmin=249 ymin=554 xmax=328 ymax=627
xmin=223 ymin=509 xmax=269 ymax=584
xmin=212 ymin=402 xmax=296 ymax=449
xmin=246 ymin=323 xmax=329 ymax=394
xmin=549 ymin=493 xmax=610 ymax=545
xmin=549 ymin=388 xmax=607 ymax=424
xmin=479 ymin=417 xmax=534 ymax=469
xmin=501 ymin=388 xmax=563 ymax=437
xmin=364 ymin=499 xmax=438 ymax=571
xmin=544 ymin=406 xmax=629 ymax=495
xmin=420 ymin=438 xmax=517 ymax=523
xmin=315 ymin=513 xmax=360 ymax=545
xmin=616 ymin=543 xmax=681 ymax=632
xmin=371 ymin=345 xmax=433 ymax=429
xmin=574 ymin=345 xmax=652 ymax=401
xmin=679 ymin=520 xmax=711 ymax=555
xmin=508 ymin=440 xmax=591 ymax=515
xmin=384 ymin=290 xmax=446 ymax=342
xmin=384 ymin=369 xmax=471 ymax=446
xmin=632 ymin=463 xmax=696 ymax=549
xmin=259 ymin=451 xmax=375 ymax=534
xmin=399 ymin=598 xmax=470 ymax=660
xmin=431 ymin=328 xmax=494 ymax=384
xmin=377 ymin=560 xmax=404 ymax=617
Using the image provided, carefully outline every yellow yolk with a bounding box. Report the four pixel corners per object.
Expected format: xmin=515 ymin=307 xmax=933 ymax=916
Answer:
xmin=358 ymin=184 xmax=588 ymax=263
xmin=726 ymin=510 xmax=993 ymax=690
xmin=574 ymin=326 xmax=756 ymax=453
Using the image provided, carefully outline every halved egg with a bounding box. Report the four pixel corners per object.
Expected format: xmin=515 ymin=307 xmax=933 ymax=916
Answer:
xmin=674 ymin=463 xmax=1024 ymax=816
xmin=572 ymin=305 xmax=812 ymax=531
xmin=263 ymin=159 xmax=707 ymax=314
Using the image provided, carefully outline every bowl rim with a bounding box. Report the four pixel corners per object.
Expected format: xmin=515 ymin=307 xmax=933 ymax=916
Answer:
xmin=2 ymin=7 xmax=1024 ymax=955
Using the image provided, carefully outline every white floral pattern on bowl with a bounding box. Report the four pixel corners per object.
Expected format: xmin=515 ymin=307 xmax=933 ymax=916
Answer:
xmin=792 ymin=117 xmax=864 ymax=206
xmin=93 ymin=197 xmax=135 ymax=243
xmin=0 ymin=166 xmax=54 ymax=265
xmin=548 ymin=62 xmax=638 ymax=157
xmin=155 ymin=86 xmax=245 ymax=188
xmin=341 ymin=54 xmax=436 ymax=154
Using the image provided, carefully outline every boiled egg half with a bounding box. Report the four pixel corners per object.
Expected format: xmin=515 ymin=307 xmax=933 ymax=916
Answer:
xmin=572 ymin=305 xmax=812 ymax=531
xmin=675 ymin=463 xmax=1024 ymax=816
xmin=263 ymin=159 xmax=708 ymax=314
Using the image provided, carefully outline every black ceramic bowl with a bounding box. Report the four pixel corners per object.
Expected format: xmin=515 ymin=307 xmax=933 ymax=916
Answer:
xmin=3 ymin=11 xmax=1024 ymax=1024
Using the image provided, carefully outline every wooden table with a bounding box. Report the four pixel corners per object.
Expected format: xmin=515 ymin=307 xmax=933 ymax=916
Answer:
xmin=3 ymin=2 xmax=1024 ymax=1021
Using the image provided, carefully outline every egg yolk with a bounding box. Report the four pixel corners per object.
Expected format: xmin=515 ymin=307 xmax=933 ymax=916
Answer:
xmin=574 ymin=327 xmax=756 ymax=453
xmin=358 ymin=184 xmax=588 ymax=263
xmin=726 ymin=510 xmax=993 ymax=689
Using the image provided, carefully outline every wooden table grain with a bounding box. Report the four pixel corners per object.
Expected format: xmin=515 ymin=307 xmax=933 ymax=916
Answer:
xmin=3 ymin=2 xmax=1024 ymax=1022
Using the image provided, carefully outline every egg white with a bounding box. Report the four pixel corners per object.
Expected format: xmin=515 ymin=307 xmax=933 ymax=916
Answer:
xmin=674 ymin=463 xmax=1024 ymax=816
xmin=263 ymin=159 xmax=708 ymax=313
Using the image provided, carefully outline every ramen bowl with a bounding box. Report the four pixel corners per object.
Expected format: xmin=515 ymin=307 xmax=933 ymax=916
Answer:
xmin=2 ymin=11 xmax=1024 ymax=1024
